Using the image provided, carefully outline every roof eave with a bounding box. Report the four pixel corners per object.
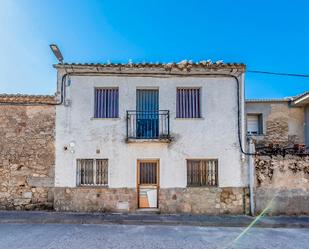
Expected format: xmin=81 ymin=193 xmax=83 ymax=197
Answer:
xmin=52 ymin=62 xmax=246 ymax=75
xmin=0 ymin=94 xmax=56 ymax=104
xmin=245 ymin=99 xmax=290 ymax=103
xmin=291 ymin=93 xmax=309 ymax=107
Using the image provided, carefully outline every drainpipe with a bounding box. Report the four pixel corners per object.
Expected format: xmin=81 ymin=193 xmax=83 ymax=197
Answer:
xmin=240 ymin=73 xmax=246 ymax=161
xmin=248 ymin=137 xmax=255 ymax=216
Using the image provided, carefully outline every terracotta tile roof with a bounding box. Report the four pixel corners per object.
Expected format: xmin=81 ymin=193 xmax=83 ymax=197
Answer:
xmin=0 ymin=94 xmax=56 ymax=104
xmin=54 ymin=60 xmax=246 ymax=73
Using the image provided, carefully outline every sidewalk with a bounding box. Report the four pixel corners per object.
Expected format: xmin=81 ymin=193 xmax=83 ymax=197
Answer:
xmin=0 ymin=211 xmax=308 ymax=228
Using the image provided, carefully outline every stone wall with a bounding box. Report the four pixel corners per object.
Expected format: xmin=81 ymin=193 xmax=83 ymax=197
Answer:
xmin=159 ymin=187 xmax=249 ymax=215
xmin=263 ymin=104 xmax=304 ymax=146
xmin=0 ymin=98 xmax=55 ymax=210
xmin=54 ymin=187 xmax=137 ymax=212
xmin=53 ymin=187 xmax=249 ymax=214
xmin=255 ymin=155 xmax=309 ymax=215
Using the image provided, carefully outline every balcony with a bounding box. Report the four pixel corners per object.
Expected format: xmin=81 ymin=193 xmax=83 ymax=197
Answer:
xmin=126 ymin=110 xmax=171 ymax=142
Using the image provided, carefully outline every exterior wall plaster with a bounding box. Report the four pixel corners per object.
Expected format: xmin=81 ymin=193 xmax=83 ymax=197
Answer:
xmin=55 ymin=74 xmax=246 ymax=190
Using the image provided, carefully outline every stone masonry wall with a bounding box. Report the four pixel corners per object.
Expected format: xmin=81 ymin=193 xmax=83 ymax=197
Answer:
xmin=54 ymin=187 xmax=249 ymax=214
xmin=54 ymin=187 xmax=137 ymax=212
xmin=0 ymin=104 xmax=55 ymax=210
xmin=159 ymin=187 xmax=249 ymax=215
xmin=255 ymin=155 xmax=309 ymax=215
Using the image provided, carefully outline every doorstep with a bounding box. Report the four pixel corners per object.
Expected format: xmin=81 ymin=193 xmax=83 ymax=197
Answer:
xmin=135 ymin=208 xmax=160 ymax=214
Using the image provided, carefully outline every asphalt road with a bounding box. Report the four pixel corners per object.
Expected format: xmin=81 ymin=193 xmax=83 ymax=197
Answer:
xmin=0 ymin=224 xmax=308 ymax=249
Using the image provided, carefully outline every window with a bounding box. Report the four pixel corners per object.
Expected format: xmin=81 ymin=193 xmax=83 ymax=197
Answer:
xmin=187 ymin=159 xmax=218 ymax=187
xmin=247 ymin=114 xmax=263 ymax=135
xmin=76 ymin=159 xmax=108 ymax=186
xmin=176 ymin=88 xmax=201 ymax=118
xmin=94 ymin=88 xmax=119 ymax=118
xmin=139 ymin=161 xmax=158 ymax=184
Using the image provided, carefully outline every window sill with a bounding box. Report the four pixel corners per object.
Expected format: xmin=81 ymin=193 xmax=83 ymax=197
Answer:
xmin=175 ymin=117 xmax=204 ymax=120
xmin=91 ymin=117 xmax=121 ymax=120
xmin=126 ymin=137 xmax=172 ymax=143
xmin=186 ymin=185 xmax=218 ymax=188
xmin=76 ymin=185 xmax=109 ymax=188
xmin=247 ymin=134 xmax=265 ymax=137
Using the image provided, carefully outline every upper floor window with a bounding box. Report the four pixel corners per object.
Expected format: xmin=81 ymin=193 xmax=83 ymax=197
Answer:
xmin=176 ymin=88 xmax=201 ymax=118
xmin=247 ymin=114 xmax=263 ymax=135
xmin=94 ymin=88 xmax=119 ymax=118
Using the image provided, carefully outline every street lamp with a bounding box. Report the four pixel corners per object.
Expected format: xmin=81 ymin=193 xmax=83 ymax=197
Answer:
xmin=49 ymin=44 xmax=70 ymax=85
xmin=50 ymin=44 xmax=64 ymax=63
xmin=49 ymin=44 xmax=71 ymax=105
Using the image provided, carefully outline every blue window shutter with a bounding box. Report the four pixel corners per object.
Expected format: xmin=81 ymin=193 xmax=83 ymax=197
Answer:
xmin=176 ymin=88 xmax=201 ymax=118
xmin=94 ymin=88 xmax=119 ymax=118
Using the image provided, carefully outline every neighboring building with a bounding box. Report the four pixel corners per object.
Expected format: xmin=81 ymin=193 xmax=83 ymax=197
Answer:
xmin=53 ymin=61 xmax=250 ymax=214
xmin=246 ymin=92 xmax=309 ymax=215
xmin=0 ymin=94 xmax=55 ymax=210
xmin=245 ymin=91 xmax=309 ymax=149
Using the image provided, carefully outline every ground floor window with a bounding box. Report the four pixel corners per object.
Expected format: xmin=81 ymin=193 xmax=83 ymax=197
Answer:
xmin=76 ymin=159 xmax=108 ymax=186
xmin=187 ymin=159 xmax=218 ymax=187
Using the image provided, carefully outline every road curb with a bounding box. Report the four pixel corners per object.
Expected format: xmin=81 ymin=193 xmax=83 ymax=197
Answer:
xmin=0 ymin=211 xmax=308 ymax=228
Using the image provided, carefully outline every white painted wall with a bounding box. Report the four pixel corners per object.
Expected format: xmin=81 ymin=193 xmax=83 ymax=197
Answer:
xmin=55 ymin=74 xmax=246 ymax=188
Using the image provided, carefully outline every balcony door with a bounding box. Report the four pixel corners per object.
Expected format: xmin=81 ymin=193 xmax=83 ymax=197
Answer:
xmin=136 ymin=89 xmax=159 ymax=138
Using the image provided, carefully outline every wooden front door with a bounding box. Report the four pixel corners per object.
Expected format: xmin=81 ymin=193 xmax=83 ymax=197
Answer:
xmin=137 ymin=160 xmax=159 ymax=208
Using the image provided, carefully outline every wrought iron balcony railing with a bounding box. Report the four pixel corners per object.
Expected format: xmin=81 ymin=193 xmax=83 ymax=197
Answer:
xmin=126 ymin=110 xmax=170 ymax=140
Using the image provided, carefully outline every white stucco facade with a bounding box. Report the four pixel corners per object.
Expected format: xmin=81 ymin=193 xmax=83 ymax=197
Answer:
xmin=55 ymin=65 xmax=247 ymax=189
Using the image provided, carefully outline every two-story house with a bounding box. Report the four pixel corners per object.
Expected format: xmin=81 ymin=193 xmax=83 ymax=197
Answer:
xmin=53 ymin=61 xmax=249 ymax=214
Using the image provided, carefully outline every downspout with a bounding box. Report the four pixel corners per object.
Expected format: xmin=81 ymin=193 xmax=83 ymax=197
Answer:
xmin=248 ymin=137 xmax=255 ymax=216
xmin=240 ymin=73 xmax=246 ymax=161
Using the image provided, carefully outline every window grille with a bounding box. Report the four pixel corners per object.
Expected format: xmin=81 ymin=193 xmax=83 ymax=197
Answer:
xmin=139 ymin=162 xmax=158 ymax=184
xmin=187 ymin=159 xmax=218 ymax=187
xmin=76 ymin=159 xmax=108 ymax=186
xmin=176 ymin=88 xmax=201 ymax=118
xmin=94 ymin=88 xmax=119 ymax=118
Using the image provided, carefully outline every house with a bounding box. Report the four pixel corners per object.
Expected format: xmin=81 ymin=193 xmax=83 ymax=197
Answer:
xmin=245 ymin=92 xmax=309 ymax=215
xmin=245 ymin=91 xmax=309 ymax=149
xmin=53 ymin=61 xmax=250 ymax=214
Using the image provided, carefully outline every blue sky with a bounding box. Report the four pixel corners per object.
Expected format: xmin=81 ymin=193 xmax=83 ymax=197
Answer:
xmin=0 ymin=0 xmax=308 ymax=98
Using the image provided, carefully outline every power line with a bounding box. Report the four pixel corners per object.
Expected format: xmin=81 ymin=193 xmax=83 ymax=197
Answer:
xmin=247 ymin=70 xmax=309 ymax=78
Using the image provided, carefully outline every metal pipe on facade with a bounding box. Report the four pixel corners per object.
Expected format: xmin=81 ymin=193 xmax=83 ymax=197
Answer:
xmin=240 ymin=73 xmax=246 ymax=161
xmin=248 ymin=137 xmax=256 ymax=216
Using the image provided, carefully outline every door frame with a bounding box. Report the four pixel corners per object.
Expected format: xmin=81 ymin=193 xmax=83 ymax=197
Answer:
xmin=136 ymin=159 xmax=160 ymax=209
